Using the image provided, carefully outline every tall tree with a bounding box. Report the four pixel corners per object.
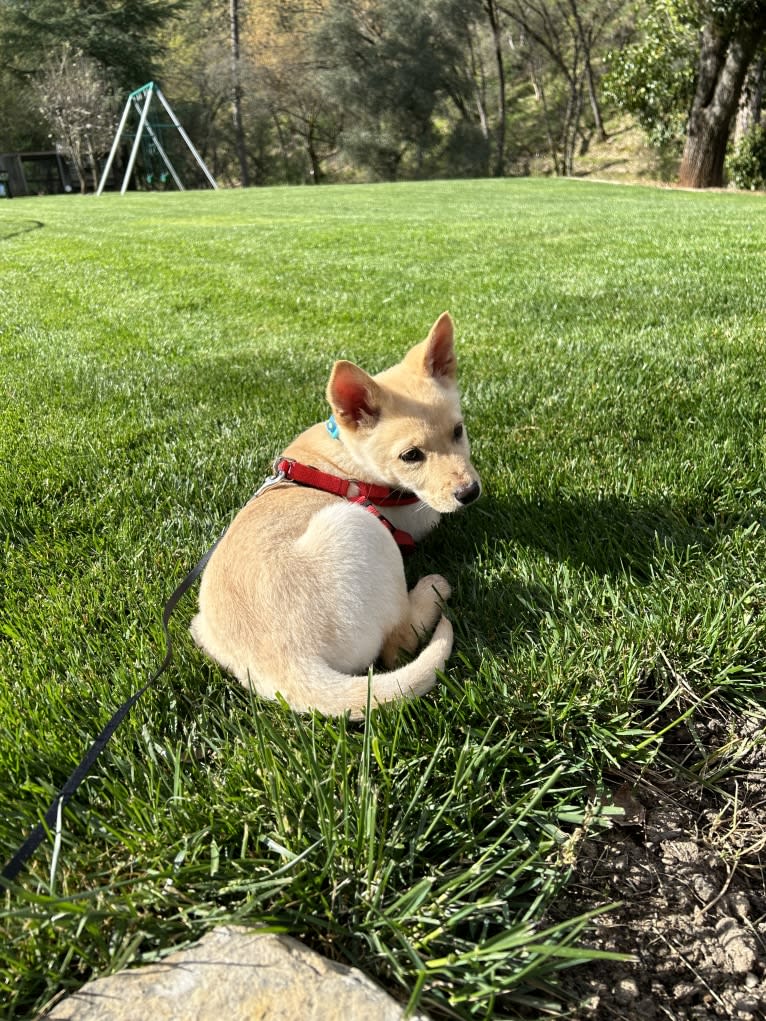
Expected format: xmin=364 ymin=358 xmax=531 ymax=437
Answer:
xmin=679 ymin=0 xmax=766 ymax=187
xmin=604 ymin=0 xmax=698 ymax=151
xmin=484 ymin=0 xmax=509 ymax=175
xmin=0 ymin=0 xmax=182 ymax=91
xmin=567 ymin=0 xmax=610 ymax=139
xmin=242 ymin=0 xmax=342 ymax=184
xmin=230 ymin=0 xmax=250 ymax=186
xmin=316 ymin=0 xmax=475 ymax=179
xmin=500 ymin=0 xmax=625 ymax=175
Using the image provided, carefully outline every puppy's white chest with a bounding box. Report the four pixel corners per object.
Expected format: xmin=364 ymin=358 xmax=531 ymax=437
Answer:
xmin=378 ymin=501 xmax=441 ymax=542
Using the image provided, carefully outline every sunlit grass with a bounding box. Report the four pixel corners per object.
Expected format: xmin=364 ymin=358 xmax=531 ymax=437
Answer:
xmin=1 ymin=179 xmax=766 ymax=1018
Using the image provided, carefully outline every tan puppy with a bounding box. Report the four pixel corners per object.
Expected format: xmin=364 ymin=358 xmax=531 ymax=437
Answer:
xmin=191 ymin=313 xmax=480 ymax=718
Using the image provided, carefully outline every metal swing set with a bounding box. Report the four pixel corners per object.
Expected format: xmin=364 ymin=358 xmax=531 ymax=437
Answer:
xmin=96 ymin=81 xmax=217 ymax=196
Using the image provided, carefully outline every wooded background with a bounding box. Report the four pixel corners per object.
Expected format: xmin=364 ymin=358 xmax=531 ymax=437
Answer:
xmin=1 ymin=0 xmax=765 ymax=192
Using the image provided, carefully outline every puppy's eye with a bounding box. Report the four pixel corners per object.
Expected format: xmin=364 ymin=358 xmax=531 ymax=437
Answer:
xmin=400 ymin=447 xmax=425 ymax=464
xmin=453 ymin=423 xmax=464 ymax=441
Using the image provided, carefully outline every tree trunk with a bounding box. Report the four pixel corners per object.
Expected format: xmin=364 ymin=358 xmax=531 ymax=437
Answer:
xmin=529 ymin=54 xmax=561 ymax=175
xmin=306 ymin=121 xmax=323 ymax=184
xmin=679 ymin=22 xmax=765 ymax=188
xmin=230 ymin=0 xmax=249 ymax=188
xmin=561 ymin=68 xmax=586 ymax=176
xmin=585 ymin=58 xmax=607 ymax=141
xmin=466 ymin=33 xmax=490 ymax=143
xmin=87 ymin=138 xmax=99 ymax=192
xmin=66 ymin=134 xmax=87 ymax=194
xmin=735 ymin=53 xmax=764 ymax=143
xmin=271 ymin=110 xmax=291 ymax=183
xmin=484 ymin=0 xmax=507 ymax=176
xmin=567 ymin=0 xmax=607 ymax=141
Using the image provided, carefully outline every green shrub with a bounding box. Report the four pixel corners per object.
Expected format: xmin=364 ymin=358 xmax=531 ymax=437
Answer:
xmin=727 ymin=124 xmax=766 ymax=190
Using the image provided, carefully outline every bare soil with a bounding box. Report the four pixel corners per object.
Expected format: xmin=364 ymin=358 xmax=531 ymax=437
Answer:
xmin=559 ymin=709 xmax=766 ymax=1020
xmin=522 ymin=120 xmax=682 ymax=186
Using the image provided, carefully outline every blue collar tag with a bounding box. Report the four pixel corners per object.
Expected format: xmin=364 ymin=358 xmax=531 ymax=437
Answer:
xmin=326 ymin=414 xmax=340 ymax=440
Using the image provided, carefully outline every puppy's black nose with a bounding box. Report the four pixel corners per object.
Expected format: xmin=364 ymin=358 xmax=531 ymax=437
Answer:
xmin=455 ymin=480 xmax=481 ymax=506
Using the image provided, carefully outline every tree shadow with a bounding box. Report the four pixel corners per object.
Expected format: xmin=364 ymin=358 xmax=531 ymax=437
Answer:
xmin=0 ymin=218 xmax=44 ymax=241
xmin=575 ymin=159 xmax=630 ymax=177
xmin=423 ymin=486 xmax=757 ymax=650
xmin=475 ymin=489 xmax=740 ymax=580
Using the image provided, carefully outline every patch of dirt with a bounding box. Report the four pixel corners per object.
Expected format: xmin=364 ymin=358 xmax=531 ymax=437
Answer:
xmin=572 ymin=121 xmax=680 ymax=186
xmin=515 ymin=118 xmax=681 ymax=186
xmin=560 ymin=710 xmax=766 ymax=1020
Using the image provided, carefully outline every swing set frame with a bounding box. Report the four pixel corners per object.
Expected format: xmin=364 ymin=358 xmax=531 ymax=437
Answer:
xmin=96 ymin=82 xmax=218 ymax=196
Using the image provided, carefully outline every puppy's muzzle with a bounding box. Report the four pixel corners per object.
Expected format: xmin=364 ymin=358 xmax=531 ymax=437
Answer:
xmin=455 ymin=480 xmax=481 ymax=506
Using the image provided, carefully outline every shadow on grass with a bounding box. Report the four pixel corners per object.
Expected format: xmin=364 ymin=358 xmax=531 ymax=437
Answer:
xmin=477 ymin=490 xmax=746 ymax=579
xmin=0 ymin=218 xmax=44 ymax=241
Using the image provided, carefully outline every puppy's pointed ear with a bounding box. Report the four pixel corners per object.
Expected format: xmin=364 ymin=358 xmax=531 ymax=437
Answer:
xmin=327 ymin=360 xmax=382 ymax=429
xmin=414 ymin=312 xmax=457 ymax=381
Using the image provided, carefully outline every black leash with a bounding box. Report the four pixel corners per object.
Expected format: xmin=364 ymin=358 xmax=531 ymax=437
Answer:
xmin=1 ymin=540 xmax=220 ymax=885
xmin=1 ymin=466 xmax=291 ymax=886
xmin=1 ymin=455 xmax=409 ymax=885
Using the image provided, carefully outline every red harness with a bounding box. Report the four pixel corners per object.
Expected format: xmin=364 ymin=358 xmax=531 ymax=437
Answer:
xmin=273 ymin=457 xmax=418 ymax=553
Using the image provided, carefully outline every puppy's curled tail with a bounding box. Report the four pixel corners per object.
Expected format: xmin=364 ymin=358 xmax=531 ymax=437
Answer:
xmin=289 ymin=614 xmax=453 ymax=720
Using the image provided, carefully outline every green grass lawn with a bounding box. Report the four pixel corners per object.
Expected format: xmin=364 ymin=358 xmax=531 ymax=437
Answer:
xmin=1 ymin=179 xmax=766 ymax=1019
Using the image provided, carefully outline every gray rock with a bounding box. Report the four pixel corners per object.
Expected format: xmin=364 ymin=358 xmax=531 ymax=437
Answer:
xmin=727 ymin=889 xmax=752 ymax=920
xmin=715 ymin=917 xmax=758 ymax=975
xmin=691 ymin=872 xmax=718 ymax=904
xmin=46 ymin=926 xmax=431 ymax=1021
xmin=613 ymin=976 xmax=640 ymax=1004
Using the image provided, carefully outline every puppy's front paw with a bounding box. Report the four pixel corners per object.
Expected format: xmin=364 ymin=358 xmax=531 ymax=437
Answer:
xmin=419 ymin=574 xmax=452 ymax=605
